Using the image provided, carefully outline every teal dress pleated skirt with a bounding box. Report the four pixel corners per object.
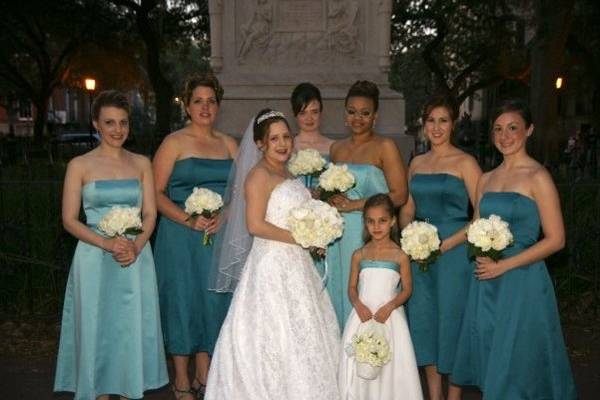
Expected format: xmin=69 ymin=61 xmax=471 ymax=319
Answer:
xmin=154 ymin=158 xmax=233 ymax=355
xmin=54 ymin=179 xmax=168 ymax=400
xmin=326 ymin=163 xmax=389 ymax=328
xmin=406 ymin=173 xmax=472 ymax=373
xmin=452 ymin=192 xmax=577 ymax=399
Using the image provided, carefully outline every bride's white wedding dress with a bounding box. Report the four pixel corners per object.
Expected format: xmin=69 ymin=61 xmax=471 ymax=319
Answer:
xmin=205 ymin=179 xmax=341 ymax=400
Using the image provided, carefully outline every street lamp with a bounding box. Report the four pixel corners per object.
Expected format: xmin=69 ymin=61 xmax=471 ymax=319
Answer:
xmin=555 ymin=77 xmax=563 ymax=89
xmin=84 ymin=78 xmax=96 ymax=146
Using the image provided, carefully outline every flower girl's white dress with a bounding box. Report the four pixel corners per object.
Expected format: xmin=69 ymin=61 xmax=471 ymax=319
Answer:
xmin=339 ymin=259 xmax=423 ymax=400
xmin=205 ymin=179 xmax=341 ymax=400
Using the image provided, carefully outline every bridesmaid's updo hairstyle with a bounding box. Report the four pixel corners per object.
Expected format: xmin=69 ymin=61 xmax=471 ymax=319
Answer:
xmin=183 ymin=73 xmax=224 ymax=106
xmin=253 ymin=108 xmax=291 ymax=144
xmin=363 ymin=193 xmax=399 ymax=244
xmin=91 ymin=90 xmax=130 ymax=121
xmin=345 ymin=80 xmax=380 ymax=112
xmin=291 ymin=82 xmax=323 ymax=116
xmin=422 ymin=95 xmax=459 ymax=123
xmin=491 ymin=98 xmax=532 ymax=128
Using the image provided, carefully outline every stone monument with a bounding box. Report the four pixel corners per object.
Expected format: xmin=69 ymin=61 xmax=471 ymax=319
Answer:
xmin=209 ymin=0 xmax=410 ymax=157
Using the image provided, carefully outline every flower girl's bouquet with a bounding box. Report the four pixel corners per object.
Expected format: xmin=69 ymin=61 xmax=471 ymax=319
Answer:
xmin=97 ymin=206 xmax=143 ymax=237
xmin=400 ymin=221 xmax=441 ymax=272
xmin=345 ymin=320 xmax=392 ymax=380
xmin=317 ymin=163 xmax=356 ymax=201
xmin=466 ymin=214 xmax=513 ymax=260
xmin=184 ymin=187 xmax=224 ymax=245
xmin=287 ymin=149 xmax=327 ymax=178
xmin=287 ymin=199 xmax=344 ymax=259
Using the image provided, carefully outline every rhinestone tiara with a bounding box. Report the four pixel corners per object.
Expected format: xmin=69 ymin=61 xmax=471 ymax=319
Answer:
xmin=256 ymin=110 xmax=285 ymax=124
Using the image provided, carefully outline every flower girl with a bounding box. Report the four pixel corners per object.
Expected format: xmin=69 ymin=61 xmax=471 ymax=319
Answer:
xmin=339 ymin=194 xmax=423 ymax=400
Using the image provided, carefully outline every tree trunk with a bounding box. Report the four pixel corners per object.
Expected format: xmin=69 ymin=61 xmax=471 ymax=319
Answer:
xmin=33 ymin=97 xmax=48 ymax=143
xmin=529 ymin=0 xmax=574 ymax=166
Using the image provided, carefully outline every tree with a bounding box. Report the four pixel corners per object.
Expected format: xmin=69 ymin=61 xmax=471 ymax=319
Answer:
xmin=0 ymin=0 xmax=114 ymax=141
xmin=109 ymin=0 xmax=210 ymax=139
xmin=391 ymin=0 xmax=528 ymax=124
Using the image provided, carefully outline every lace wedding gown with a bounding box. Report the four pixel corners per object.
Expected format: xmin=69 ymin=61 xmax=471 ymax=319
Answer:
xmin=205 ymin=179 xmax=341 ymax=400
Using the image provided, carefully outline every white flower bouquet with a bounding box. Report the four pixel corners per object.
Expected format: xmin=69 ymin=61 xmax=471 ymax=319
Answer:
xmin=317 ymin=163 xmax=356 ymax=201
xmin=466 ymin=214 xmax=513 ymax=260
xmin=287 ymin=199 xmax=344 ymax=258
xmin=97 ymin=206 xmax=143 ymax=237
xmin=400 ymin=221 xmax=441 ymax=272
xmin=287 ymin=149 xmax=327 ymax=177
xmin=184 ymin=187 xmax=224 ymax=245
xmin=345 ymin=321 xmax=392 ymax=380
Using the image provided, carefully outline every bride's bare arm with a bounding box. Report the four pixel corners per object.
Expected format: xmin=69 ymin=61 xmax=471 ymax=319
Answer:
xmin=245 ymin=168 xmax=296 ymax=244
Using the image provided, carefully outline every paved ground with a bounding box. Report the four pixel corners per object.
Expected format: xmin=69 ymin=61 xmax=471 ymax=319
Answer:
xmin=0 ymin=319 xmax=597 ymax=399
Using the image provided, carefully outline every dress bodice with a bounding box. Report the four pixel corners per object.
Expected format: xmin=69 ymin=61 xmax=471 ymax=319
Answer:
xmin=265 ymin=179 xmax=311 ymax=229
xmin=167 ymin=158 xmax=233 ymax=207
xmin=409 ymin=173 xmax=469 ymax=238
xmin=479 ymin=192 xmax=540 ymax=253
xmin=358 ymin=259 xmax=400 ymax=306
xmin=344 ymin=163 xmax=389 ymax=202
xmin=82 ymin=179 xmax=141 ymax=227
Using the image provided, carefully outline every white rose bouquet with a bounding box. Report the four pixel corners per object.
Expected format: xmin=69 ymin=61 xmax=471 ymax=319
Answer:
xmin=317 ymin=163 xmax=356 ymax=201
xmin=184 ymin=187 xmax=224 ymax=245
xmin=345 ymin=322 xmax=393 ymax=380
xmin=400 ymin=221 xmax=441 ymax=272
xmin=287 ymin=199 xmax=344 ymax=258
xmin=97 ymin=206 xmax=143 ymax=237
xmin=466 ymin=214 xmax=513 ymax=260
xmin=287 ymin=149 xmax=327 ymax=177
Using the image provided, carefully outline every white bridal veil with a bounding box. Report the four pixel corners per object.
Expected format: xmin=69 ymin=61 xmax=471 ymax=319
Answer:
xmin=209 ymin=118 xmax=261 ymax=292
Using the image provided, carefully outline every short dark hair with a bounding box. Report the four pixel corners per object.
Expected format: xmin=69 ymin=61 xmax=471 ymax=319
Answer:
xmin=290 ymin=82 xmax=323 ymax=116
xmin=363 ymin=193 xmax=398 ymax=244
xmin=91 ymin=90 xmax=130 ymax=121
xmin=183 ymin=73 xmax=224 ymax=106
xmin=345 ymin=80 xmax=380 ymax=112
xmin=253 ymin=108 xmax=291 ymax=143
xmin=491 ymin=98 xmax=532 ymax=128
xmin=422 ymin=95 xmax=458 ymax=123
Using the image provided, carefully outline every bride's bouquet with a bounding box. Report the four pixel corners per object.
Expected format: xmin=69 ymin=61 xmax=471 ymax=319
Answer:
xmin=317 ymin=163 xmax=356 ymax=201
xmin=466 ymin=214 xmax=513 ymax=260
xmin=287 ymin=149 xmax=327 ymax=177
xmin=184 ymin=187 xmax=224 ymax=245
xmin=345 ymin=321 xmax=392 ymax=380
xmin=97 ymin=206 xmax=143 ymax=237
xmin=287 ymin=199 xmax=344 ymax=257
xmin=400 ymin=221 xmax=441 ymax=272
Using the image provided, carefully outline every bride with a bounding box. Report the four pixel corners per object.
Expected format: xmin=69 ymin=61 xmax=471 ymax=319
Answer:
xmin=204 ymin=109 xmax=341 ymax=400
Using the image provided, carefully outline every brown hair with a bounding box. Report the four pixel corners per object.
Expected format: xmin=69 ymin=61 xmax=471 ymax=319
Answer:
xmin=422 ymin=95 xmax=458 ymax=123
xmin=363 ymin=193 xmax=399 ymax=244
xmin=253 ymin=108 xmax=291 ymax=144
xmin=91 ymin=90 xmax=130 ymax=121
xmin=183 ymin=73 xmax=224 ymax=106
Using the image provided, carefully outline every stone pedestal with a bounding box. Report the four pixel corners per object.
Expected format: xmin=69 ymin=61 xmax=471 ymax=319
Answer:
xmin=209 ymin=0 xmax=411 ymax=159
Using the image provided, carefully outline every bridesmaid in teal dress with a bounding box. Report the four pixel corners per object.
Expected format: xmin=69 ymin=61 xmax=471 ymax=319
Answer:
xmin=327 ymin=80 xmax=408 ymax=328
xmin=291 ymin=83 xmax=334 ymax=276
xmin=452 ymin=99 xmax=576 ymax=399
xmin=153 ymin=75 xmax=238 ymax=399
xmin=400 ymin=96 xmax=481 ymax=400
xmin=54 ymin=91 xmax=168 ymax=399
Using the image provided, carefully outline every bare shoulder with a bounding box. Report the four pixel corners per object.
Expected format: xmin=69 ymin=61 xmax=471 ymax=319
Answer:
xmin=329 ymin=138 xmax=350 ymax=156
xmin=396 ymin=247 xmax=409 ymax=264
xmin=478 ymin=170 xmax=494 ymax=189
xmin=245 ymin=164 xmax=271 ymax=188
xmin=128 ymin=151 xmax=152 ymax=169
xmin=456 ymin=151 xmax=481 ymax=172
xmin=157 ymin=130 xmax=184 ymax=152
xmin=409 ymin=153 xmax=427 ymax=170
xmin=214 ymin=130 xmax=239 ymax=155
xmin=351 ymin=248 xmax=363 ymax=262
xmin=530 ymin=163 xmax=555 ymax=191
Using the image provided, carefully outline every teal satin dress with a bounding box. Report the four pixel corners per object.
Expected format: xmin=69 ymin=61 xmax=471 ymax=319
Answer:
xmin=154 ymin=158 xmax=233 ymax=355
xmin=452 ymin=192 xmax=577 ymax=399
xmin=406 ymin=173 xmax=472 ymax=373
xmin=54 ymin=179 xmax=168 ymax=400
xmin=326 ymin=163 xmax=389 ymax=327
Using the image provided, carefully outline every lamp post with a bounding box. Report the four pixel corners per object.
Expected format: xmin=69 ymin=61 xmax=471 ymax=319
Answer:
xmin=84 ymin=78 xmax=96 ymax=146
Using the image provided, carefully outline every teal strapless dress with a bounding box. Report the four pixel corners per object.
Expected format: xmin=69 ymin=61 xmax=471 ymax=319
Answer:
xmin=406 ymin=173 xmax=471 ymax=373
xmin=326 ymin=163 xmax=389 ymax=327
xmin=54 ymin=179 xmax=168 ymax=400
xmin=154 ymin=158 xmax=233 ymax=355
xmin=452 ymin=192 xmax=577 ymax=399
